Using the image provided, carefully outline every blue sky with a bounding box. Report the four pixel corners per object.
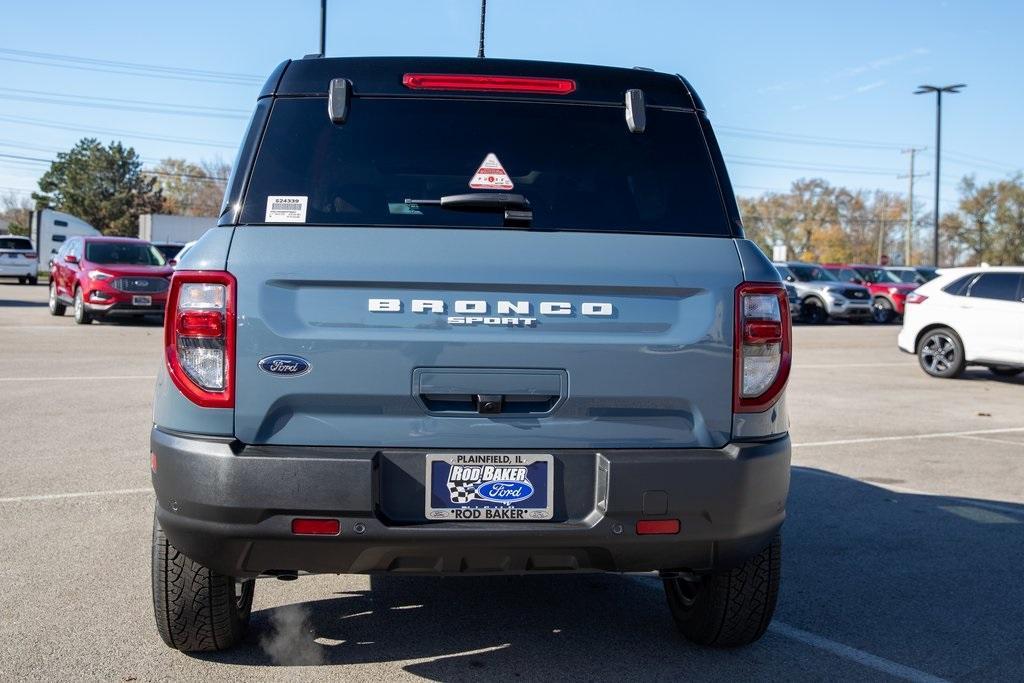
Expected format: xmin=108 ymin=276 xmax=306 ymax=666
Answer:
xmin=0 ymin=0 xmax=1021 ymax=212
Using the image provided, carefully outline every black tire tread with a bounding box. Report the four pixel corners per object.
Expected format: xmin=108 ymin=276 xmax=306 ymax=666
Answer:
xmin=48 ymin=283 xmax=66 ymax=316
xmin=151 ymin=515 xmax=251 ymax=652
xmin=665 ymin=534 xmax=781 ymax=648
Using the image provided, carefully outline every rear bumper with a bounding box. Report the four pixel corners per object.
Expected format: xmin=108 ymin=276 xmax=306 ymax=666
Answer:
xmin=0 ymin=264 xmax=35 ymax=277
xmin=151 ymin=428 xmax=791 ymax=578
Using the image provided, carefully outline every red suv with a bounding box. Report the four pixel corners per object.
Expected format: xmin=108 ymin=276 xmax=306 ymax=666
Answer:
xmin=822 ymin=263 xmax=918 ymax=323
xmin=48 ymin=236 xmax=172 ymax=324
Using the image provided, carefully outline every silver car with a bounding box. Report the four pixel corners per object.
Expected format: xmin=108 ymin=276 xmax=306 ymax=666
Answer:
xmin=775 ymin=261 xmax=871 ymax=323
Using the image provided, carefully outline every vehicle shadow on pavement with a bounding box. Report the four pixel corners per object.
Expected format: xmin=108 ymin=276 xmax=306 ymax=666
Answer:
xmin=0 ymin=298 xmax=47 ymax=308
xmin=957 ymin=368 xmax=1024 ymax=385
xmin=194 ymin=467 xmax=1024 ymax=680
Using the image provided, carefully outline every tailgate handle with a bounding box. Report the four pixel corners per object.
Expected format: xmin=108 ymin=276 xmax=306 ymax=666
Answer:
xmin=413 ymin=368 xmax=568 ymax=417
xmin=475 ymin=394 xmax=504 ymax=414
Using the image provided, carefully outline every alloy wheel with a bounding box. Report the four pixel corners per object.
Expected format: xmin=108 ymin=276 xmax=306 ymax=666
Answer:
xmin=921 ymin=333 xmax=957 ymax=374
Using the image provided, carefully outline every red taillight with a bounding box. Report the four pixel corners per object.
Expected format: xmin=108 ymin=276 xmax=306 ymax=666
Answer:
xmin=636 ymin=519 xmax=680 ymax=535
xmin=26 ymin=251 xmax=38 ymax=259
xmin=906 ymin=292 xmax=928 ymax=305
xmin=743 ymin=320 xmax=783 ymax=344
xmin=164 ymin=271 xmax=235 ymax=408
xmin=292 ymin=518 xmax=340 ymax=536
xmin=176 ymin=310 xmax=224 ymax=338
xmin=734 ymin=283 xmax=792 ymax=413
xmin=402 ymin=73 xmax=577 ymax=95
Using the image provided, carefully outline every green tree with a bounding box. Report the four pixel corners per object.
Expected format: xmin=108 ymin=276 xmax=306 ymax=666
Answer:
xmin=33 ymin=138 xmax=164 ymax=236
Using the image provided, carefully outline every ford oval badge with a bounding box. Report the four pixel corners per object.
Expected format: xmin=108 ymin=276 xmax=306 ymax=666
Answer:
xmin=474 ymin=480 xmax=535 ymax=504
xmin=258 ymin=355 xmax=311 ymax=377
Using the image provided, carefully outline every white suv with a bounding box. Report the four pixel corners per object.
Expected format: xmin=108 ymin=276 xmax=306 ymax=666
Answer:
xmin=0 ymin=236 xmax=39 ymax=285
xmin=898 ymin=267 xmax=1024 ymax=378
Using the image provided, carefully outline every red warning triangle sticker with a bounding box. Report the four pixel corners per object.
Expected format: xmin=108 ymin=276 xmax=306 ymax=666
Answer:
xmin=469 ymin=153 xmax=514 ymax=190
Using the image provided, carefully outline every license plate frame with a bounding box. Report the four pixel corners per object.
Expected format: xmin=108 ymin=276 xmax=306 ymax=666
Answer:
xmin=425 ymin=453 xmax=554 ymax=521
xmin=132 ymin=295 xmax=152 ymax=306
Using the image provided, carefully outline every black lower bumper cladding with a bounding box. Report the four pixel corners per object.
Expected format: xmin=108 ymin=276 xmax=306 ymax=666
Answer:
xmin=151 ymin=428 xmax=790 ymax=578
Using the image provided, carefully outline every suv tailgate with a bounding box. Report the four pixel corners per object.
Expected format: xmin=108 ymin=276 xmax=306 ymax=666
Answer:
xmin=228 ymin=227 xmax=741 ymax=448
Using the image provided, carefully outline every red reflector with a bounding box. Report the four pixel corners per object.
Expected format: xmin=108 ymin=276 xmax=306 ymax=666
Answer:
xmin=291 ymin=518 xmax=340 ymax=535
xmin=906 ymin=292 xmax=928 ymax=304
xmin=402 ymin=73 xmax=576 ymax=95
xmin=150 ymin=452 xmax=157 ymax=472
xmin=176 ymin=310 xmax=224 ymax=338
xmin=744 ymin=320 xmax=783 ymax=344
xmin=636 ymin=519 xmax=680 ymax=535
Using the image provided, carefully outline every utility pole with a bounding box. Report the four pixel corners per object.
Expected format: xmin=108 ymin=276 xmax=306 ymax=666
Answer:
xmin=898 ymin=147 xmax=928 ymax=266
xmin=915 ymin=84 xmax=966 ymax=266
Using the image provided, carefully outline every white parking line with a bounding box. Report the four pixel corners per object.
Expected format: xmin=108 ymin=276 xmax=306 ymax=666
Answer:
xmin=793 ymin=426 xmax=1024 ymax=448
xmin=767 ymin=622 xmax=950 ymax=683
xmin=632 ymin=577 xmax=948 ymax=682
xmin=0 ymin=488 xmax=151 ymax=504
xmin=0 ymin=375 xmax=153 ymax=382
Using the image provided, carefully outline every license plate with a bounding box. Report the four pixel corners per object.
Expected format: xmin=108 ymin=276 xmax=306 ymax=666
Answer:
xmin=132 ymin=295 xmax=152 ymax=306
xmin=425 ymin=453 xmax=554 ymax=521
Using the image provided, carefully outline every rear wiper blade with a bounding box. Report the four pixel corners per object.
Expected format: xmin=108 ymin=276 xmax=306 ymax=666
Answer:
xmin=405 ymin=193 xmax=532 ymax=227
xmin=405 ymin=193 xmax=530 ymax=211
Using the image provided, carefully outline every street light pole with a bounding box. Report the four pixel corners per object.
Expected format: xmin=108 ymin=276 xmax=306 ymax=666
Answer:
xmin=914 ymin=84 xmax=965 ymax=266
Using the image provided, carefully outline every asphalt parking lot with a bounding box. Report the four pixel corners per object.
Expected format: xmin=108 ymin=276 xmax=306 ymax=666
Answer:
xmin=1 ymin=281 xmax=1022 ymax=682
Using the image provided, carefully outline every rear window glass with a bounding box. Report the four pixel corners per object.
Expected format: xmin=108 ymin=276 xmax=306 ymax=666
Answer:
xmin=0 ymin=237 xmax=32 ymax=250
xmin=967 ymin=273 xmax=1022 ymax=301
xmin=943 ymin=274 xmax=975 ymax=296
xmin=239 ymin=97 xmax=730 ymax=236
xmin=85 ymin=242 xmax=166 ymax=266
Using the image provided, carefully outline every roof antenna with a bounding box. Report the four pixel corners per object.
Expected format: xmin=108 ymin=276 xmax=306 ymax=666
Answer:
xmin=319 ymin=0 xmax=327 ymax=56
xmin=477 ymin=0 xmax=487 ymax=58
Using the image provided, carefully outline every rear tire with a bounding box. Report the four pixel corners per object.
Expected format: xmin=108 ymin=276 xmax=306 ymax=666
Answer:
xmin=801 ymin=297 xmax=828 ymax=324
xmin=73 ymin=288 xmax=92 ymax=324
xmin=28 ymin=275 xmax=38 ymax=286
xmin=663 ymin=534 xmax=781 ymax=648
xmin=989 ymin=366 xmax=1024 ymax=378
xmin=918 ymin=327 xmax=965 ymax=378
xmin=48 ymin=282 xmax=66 ymax=316
xmin=151 ymin=513 xmax=254 ymax=652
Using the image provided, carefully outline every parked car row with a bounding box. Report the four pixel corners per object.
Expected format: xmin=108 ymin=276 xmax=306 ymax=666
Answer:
xmin=775 ymin=261 xmax=938 ymax=325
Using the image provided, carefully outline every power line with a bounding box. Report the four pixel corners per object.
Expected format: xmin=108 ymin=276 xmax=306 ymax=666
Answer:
xmin=725 ymin=154 xmax=901 ymax=176
xmin=0 ymin=114 xmax=237 ymax=149
xmin=0 ymin=48 xmax=262 ymax=86
xmin=717 ymin=125 xmax=913 ymax=151
xmin=0 ymin=87 xmax=249 ymax=120
xmin=0 ymin=152 xmax=228 ymax=182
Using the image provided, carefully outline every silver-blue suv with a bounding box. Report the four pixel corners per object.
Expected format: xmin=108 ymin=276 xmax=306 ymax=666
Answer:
xmin=150 ymin=56 xmax=792 ymax=651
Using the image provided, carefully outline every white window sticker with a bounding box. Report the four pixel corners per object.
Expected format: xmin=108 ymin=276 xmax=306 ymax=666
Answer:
xmin=469 ymin=153 xmax=514 ymax=191
xmin=265 ymin=196 xmax=308 ymax=223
